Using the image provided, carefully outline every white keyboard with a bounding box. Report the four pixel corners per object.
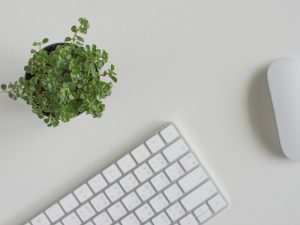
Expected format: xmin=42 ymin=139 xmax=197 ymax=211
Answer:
xmin=24 ymin=123 xmax=228 ymax=225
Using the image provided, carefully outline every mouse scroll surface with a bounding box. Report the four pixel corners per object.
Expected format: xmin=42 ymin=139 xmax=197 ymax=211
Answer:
xmin=268 ymin=59 xmax=300 ymax=160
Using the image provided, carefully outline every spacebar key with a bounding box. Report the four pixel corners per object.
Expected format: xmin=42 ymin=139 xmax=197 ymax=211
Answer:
xmin=181 ymin=181 xmax=217 ymax=211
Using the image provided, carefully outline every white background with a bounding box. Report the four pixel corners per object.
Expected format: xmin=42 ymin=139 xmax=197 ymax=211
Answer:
xmin=1 ymin=0 xmax=300 ymax=224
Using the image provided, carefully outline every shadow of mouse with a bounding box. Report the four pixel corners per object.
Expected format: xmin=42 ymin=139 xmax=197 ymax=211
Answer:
xmin=248 ymin=65 xmax=285 ymax=158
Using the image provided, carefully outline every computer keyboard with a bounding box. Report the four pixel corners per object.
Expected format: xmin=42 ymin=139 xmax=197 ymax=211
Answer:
xmin=24 ymin=123 xmax=228 ymax=225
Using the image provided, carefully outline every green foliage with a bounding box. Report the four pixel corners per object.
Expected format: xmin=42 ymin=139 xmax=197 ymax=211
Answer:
xmin=1 ymin=18 xmax=117 ymax=127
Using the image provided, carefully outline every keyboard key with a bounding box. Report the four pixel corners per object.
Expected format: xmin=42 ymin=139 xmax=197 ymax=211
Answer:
xmin=149 ymin=194 xmax=168 ymax=212
xmin=108 ymin=202 xmax=127 ymax=221
xmin=151 ymin=172 xmax=170 ymax=191
xmin=208 ymin=194 xmax=227 ymax=213
xmin=60 ymin=193 xmax=79 ymax=213
xmin=76 ymin=202 xmax=96 ymax=222
xmin=122 ymin=192 xmax=141 ymax=211
xmin=131 ymin=144 xmax=151 ymax=163
xmin=163 ymin=139 xmax=189 ymax=162
xmin=62 ymin=212 xmax=81 ymax=225
xmin=135 ymin=203 xmax=155 ymax=222
xmin=181 ymin=181 xmax=217 ymax=211
xmin=193 ymin=203 xmax=209 ymax=216
xmin=91 ymin=193 xmax=110 ymax=212
xmin=119 ymin=173 xmax=139 ymax=192
xmin=146 ymin=134 xmax=165 ymax=153
xmin=166 ymin=202 xmax=185 ymax=221
xmin=179 ymin=153 xmax=198 ymax=171
xmin=45 ymin=203 xmax=65 ymax=222
xmin=165 ymin=162 xmax=184 ymax=181
xmin=160 ymin=124 xmax=179 ymax=143
xmin=152 ymin=212 xmax=171 ymax=225
xmin=93 ymin=211 xmax=112 ymax=225
xmin=103 ymin=164 xmax=122 ymax=183
xmin=117 ymin=154 xmax=136 ymax=173
xmin=136 ymin=182 xmax=155 ymax=201
xmin=74 ymin=184 xmax=93 ymax=203
xmin=134 ymin=163 xmax=153 ymax=182
xmin=148 ymin=153 xmax=168 ymax=172
xmin=179 ymin=214 xmax=198 ymax=225
xmin=121 ymin=213 xmax=140 ymax=225
xmin=178 ymin=167 xmax=208 ymax=192
xmin=164 ymin=183 xmax=183 ymax=203
xmin=193 ymin=203 xmax=213 ymax=223
xmin=31 ymin=213 xmax=50 ymax=225
xmin=196 ymin=210 xmax=213 ymax=223
xmin=105 ymin=183 xmax=125 ymax=202
xmin=88 ymin=174 xmax=108 ymax=193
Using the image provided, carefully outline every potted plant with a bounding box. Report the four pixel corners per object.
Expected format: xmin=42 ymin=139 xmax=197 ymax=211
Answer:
xmin=0 ymin=18 xmax=117 ymax=127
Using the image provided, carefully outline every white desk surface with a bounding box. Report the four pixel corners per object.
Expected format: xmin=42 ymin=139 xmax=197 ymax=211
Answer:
xmin=1 ymin=0 xmax=300 ymax=224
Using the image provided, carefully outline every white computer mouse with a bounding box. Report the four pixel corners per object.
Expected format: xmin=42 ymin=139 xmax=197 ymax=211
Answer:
xmin=268 ymin=58 xmax=300 ymax=160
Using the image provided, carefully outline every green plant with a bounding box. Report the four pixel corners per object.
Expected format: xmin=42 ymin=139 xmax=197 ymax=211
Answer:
xmin=0 ymin=18 xmax=117 ymax=127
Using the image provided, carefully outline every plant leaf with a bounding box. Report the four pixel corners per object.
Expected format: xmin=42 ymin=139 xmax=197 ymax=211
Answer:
xmin=1 ymin=84 xmax=7 ymax=90
xmin=110 ymin=75 xmax=117 ymax=82
xmin=65 ymin=37 xmax=72 ymax=42
xmin=76 ymin=36 xmax=84 ymax=42
xmin=42 ymin=38 xmax=49 ymax=44
xmin=71 ymin=25 xmax=77 ymax=32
